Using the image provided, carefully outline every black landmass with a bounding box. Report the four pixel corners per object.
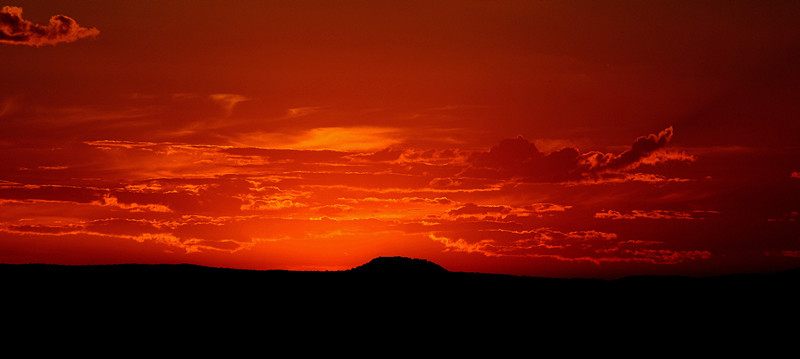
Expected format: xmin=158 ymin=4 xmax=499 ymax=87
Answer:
xmin=3 ymin=256 xmax=799 ymax=330
xmin=3 ymin=256 xmax=799 ymax=298
xmin=3 ymin=256 xmax=798 ymax=301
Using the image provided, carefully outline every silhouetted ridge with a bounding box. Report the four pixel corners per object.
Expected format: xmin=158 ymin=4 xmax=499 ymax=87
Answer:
xmin=348 ymin=256 xmax=448 ymax=275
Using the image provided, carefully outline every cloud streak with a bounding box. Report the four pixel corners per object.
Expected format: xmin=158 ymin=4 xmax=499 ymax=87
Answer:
xmin=594 ymin=210 xmax=692 ymax=220
xmin=428 ymin=229 xmax=711 ymax=265
xmin=1 ymin=6 xmax=99 ymax=46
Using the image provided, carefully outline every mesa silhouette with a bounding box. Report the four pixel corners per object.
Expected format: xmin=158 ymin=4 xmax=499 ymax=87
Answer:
xmin=347 ymin=256 xmax=449 ymax=275
xmin=4 ymin=255 xmax=799 ymax=321
xmin=4 ymin=256 xmax=798 ymax=299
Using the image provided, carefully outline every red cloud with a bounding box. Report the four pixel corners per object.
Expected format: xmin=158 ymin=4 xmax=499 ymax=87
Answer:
xmin=428 ymin=228 xmax=711 ymax=265
xmin=1 ymin=6 xmax=99 ymax=46
xmin=447 ymin=203 xmax=512 ymax=218
xmin=600 ymin=127 xmax=674 ymax=171
xmin=465 ymin=127 xmax=680 ymax=183
xmin=466 ymin=136 xmax=582 ymax=182
xmin=594 ymin=210 xmax=695 ymax=220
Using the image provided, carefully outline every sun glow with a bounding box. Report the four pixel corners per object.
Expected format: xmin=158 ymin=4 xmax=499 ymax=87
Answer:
xmin=2 ymin=1 xmax=799 ymax=278
xmin=234 ymin=126 xmax=405 ymax=152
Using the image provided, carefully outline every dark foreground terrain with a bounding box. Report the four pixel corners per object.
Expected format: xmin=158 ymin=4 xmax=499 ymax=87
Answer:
xmin=4 ymin=256 xmax=798 ymax=306
xmin=3 ymin=256 xmax=798 ymax=339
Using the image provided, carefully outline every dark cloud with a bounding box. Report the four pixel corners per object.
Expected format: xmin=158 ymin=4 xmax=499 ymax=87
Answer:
xmin=0 ymin=6 xmax=99 ymax=46
xmin=465 ymin=127 xmax=677 ymax=183
xmin=466 ymin=136 xmax=582 ymax=182
xmin=469 ymin=136 xmax=542 ymax=170
xmin=0 ymin=184 xmax=103 ymax=204
xmin=596 ymin=127 xmax=674 ymax=171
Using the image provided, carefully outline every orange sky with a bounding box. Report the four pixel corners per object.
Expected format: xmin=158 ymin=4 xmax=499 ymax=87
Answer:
xmin=1 ymin=1 xmax=799 ymax=278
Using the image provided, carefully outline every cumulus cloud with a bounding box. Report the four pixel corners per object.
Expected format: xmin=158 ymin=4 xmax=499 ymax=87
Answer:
xmin=465 ymin=127 xmax=680 ymax=183
xmin=466 ymin=135 xmax=582 ymax=182
xmin=0 ymin=6 xmax=99 ymax=46
xmin=598 ymin=127 xmax=674 ymax=171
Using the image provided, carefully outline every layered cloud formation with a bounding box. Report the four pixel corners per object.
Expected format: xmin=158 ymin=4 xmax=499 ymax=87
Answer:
xmin=4 ymin=124 xmax=772 ymax=276
xmin=0 ymin=6 xmax=98 ymax=46
xmin=2 ymin=1 xmax=798 ymax=278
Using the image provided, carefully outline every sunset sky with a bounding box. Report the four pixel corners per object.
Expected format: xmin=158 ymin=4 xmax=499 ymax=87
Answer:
xmin=2 ymin=1 xmax=799 ymax=278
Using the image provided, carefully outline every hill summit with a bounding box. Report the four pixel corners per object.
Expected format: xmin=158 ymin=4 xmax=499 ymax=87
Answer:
xmin=348 ymin=256 xmax=449 ymax=275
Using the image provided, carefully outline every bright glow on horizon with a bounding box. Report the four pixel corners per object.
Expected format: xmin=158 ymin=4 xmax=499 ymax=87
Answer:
xmin=1 ymin=1 xmax=799 ymax=278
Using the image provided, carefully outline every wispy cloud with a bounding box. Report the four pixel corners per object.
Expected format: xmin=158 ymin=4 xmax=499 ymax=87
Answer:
xmin=209 ymin=94 xmax=250 ymax=116
xmin=0 ymin=98 xmax=14 ymax=117
xmin=234 ymin=126 xmax=407 ymax=152
xmin=428 ymin=229 xmax=711 ymax=265
xmin=286 ymin=106 xmax=320 ymax=118
xmin=595 ymin=210 xmax=699 ymax=220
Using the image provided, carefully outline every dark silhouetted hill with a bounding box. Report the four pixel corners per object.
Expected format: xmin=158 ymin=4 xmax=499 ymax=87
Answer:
xmin=347 ymin=256 xmax=449 ymax=275
xmin=3 ymin=257 xmax=799 ymax=330
xmin=3 ymin=258 xmax=799 ymax=296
